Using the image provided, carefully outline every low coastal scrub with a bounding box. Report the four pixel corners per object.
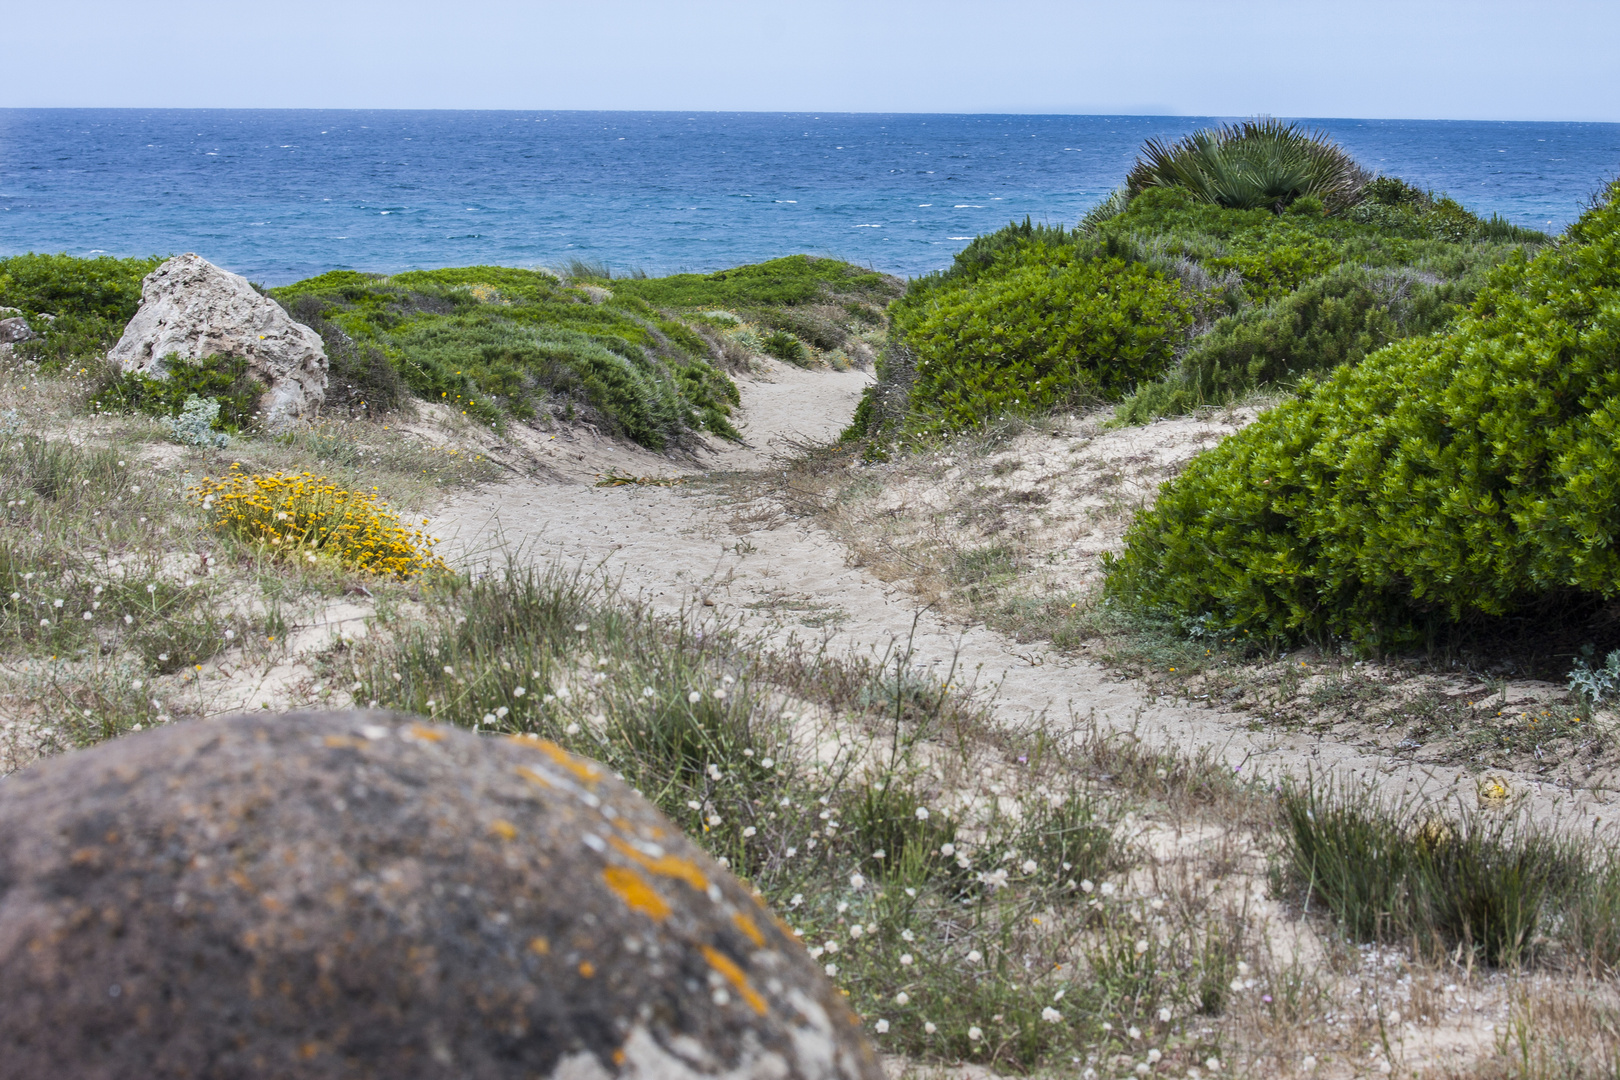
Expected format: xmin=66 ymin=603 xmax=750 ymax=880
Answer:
xmin=0 ymin=252 xmax=162 ymax=369
xmin=1106 ymin=184 xmax=1620 ymax=650
xmin=270 ymin=256 xmax=896 ymax=449
xmin=847 ymin=124 xmax=1546 ymax=447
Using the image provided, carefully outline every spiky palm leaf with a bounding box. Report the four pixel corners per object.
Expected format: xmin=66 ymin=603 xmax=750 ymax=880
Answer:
xmin=1127 ymin=119 xmax=1370 ymax=213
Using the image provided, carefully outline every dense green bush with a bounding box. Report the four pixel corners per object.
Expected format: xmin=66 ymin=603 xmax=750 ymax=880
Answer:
xmin=902 ymin=246 xmax=1192 ymax=433
xmin=1106 ymin=184 xmax=1620 ymax=649
xmin=1114 ymin=263 xmax=1476 ymax=423
xmin=0 ymin=253 xmax=163 ymax=370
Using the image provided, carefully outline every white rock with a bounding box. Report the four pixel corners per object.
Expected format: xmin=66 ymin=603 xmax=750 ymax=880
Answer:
xmin=0 ymin=318 xmax=38 ymax=346
xmin=109 ymin=254 xmax=327 ymax=427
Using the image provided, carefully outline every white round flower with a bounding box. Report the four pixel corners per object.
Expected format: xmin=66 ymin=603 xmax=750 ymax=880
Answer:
xmin=914 ymin=806 xmax=930 ymax=821
xmin=874 ymin=1019 xmax=888 ymax=1034
xmin=1100 ymin=882 xmax=1117 ymax=896
xmin=1206 ymin=1058 xmax=1222 ymax=1072
xmin=924 ymin=1022 xmax=936 ymax=1035
xmin=641 ymin=686 xmax=654 ymax=698
xmin=895 ymin=992 xmax=909 ymax=1005
xmin=824 ymin=963 xmax=838 ymax=976
xmin=1148 ymin=1049 xmax=1162 ymax=1063
xmin=514 ymin=686 xmax=526 ymax=697
xmin=849 ymin=873 xmax=865 ymax=889
xmin=742 ymin=826 xmax=756 ymax=838
xmin=1080 ymin=879 xmax=1094 ymax=893
xmin=1302 ymin=1056 xmax=1318 ymax=1071
xmin=1021 ymin=859 xmax=1037 ymax=874
xmin=940 ymin=842 xmax=955 ymax=856
xmin=687 ymin=691 xmax=702 ymax=704
xmin=564 ymin=722 xmax=581 ymax=735
xmin=1158 ymin=1007 xmax=1172 ymax=1023
xmin=849 ymin=925 xmax=863 ymax=939
xmin=966 ymin=950 xmax=982 ymax=963
xmin=706 ymin=815 xmax=722 ymax=827
xmin=901 ymin=929 xmax=915 ymax=942
xmin=1128 ymin=1026 xmax=1141 ymax=1039
xmin=967 ymin=1026 xmax=982 ymax=1042
xmin=1135 ymin=939 xmax=1149 ymax=954
xmin=760 ymin=757 xmax=774 ymax=769
xmin=899 ymin=953 xmax=913 ymax=966
xmin=1041 ymin=1006 xmax=1062 ymax=1023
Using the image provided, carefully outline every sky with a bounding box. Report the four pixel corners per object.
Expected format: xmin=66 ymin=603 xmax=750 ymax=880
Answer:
xmin=6 ymin=0 xmax=1618 ymax=121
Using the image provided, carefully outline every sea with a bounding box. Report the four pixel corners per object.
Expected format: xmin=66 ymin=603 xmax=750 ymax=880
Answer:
xmin=1 ymin=110 xmax=1616 ymax=286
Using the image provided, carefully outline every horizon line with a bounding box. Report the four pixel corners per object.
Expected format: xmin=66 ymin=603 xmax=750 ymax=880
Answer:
xmin=2 ymin=106 xmax=1618 ymax=126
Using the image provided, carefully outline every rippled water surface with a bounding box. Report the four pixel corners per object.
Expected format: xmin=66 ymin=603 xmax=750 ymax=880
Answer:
xmin=2 ymin=110 xmax=1616 ymax=284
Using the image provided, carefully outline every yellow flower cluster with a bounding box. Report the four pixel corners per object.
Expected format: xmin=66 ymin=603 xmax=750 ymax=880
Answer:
xmin=190 ymin=466 xmax=449 ymax=578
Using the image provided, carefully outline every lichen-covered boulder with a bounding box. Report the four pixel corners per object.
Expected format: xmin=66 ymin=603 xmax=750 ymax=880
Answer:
xmin=0 ymin=712 xmax=879 ymax=1080
xmin=108 ymin=254 xmax=327 ymax=428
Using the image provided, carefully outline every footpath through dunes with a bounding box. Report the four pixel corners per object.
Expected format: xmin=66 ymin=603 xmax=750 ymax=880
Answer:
xmin=430 ymin=361 xmax=1618 ymax=837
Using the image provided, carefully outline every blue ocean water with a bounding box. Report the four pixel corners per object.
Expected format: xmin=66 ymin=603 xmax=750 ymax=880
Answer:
xmin=1 ymin=110 xmax=1616 ymax=286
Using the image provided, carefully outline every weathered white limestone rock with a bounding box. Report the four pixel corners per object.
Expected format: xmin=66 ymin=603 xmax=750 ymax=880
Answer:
xmin=109 ymin=254 xmax=327 ymax=427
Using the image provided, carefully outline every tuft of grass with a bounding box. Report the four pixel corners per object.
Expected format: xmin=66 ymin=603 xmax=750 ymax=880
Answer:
xmin=1278 ymin=779 xmax=1593 ymax=968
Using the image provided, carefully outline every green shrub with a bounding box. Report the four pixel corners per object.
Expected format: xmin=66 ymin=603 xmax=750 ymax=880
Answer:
xmin=610 ymin=254 xmax=897 ymax=309
xmin=271 ymin=266 xmax=743 ymax=448
xmin=0 ymin=252 xmax=159 ymax=321
xmin=92 ymin=354 xmax=264 ymax=432
xmin=1107 ymin=184 xmax=1620 ymax=649
xmin=1114 ymin=264 xmax=1473 ymax=422
xmin=0 ymin=253 xmax=164 ymax=370
xmin=1126 ymin=118 xmax=1370 ymax=213
xmin=902 ymin=247 xmax=1192 ymax=433
xmin=761 ymin=328 xmax=809 ymax=365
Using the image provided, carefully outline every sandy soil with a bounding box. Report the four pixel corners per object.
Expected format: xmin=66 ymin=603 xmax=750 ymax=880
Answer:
xmin=428 ymin=364 xmax=1618 ymax=839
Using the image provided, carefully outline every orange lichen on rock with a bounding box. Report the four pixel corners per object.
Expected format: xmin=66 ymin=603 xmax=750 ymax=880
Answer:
xmin=731 ymin=910 xmax=765 ymax=948
xmin=701 ymin=945 xmax=767 ymax=1015
xmin=602 ymin=865 xmax=670 ymax=922
xmin=488 ymin=820 xmax=517 ymax=841
xmin=514 ymin=766 xmax=551 ymax=789
xmin=531 ymin=739 xmax=604 ymax=784
xmin=608 ymin=836 xmax=708 ymax=892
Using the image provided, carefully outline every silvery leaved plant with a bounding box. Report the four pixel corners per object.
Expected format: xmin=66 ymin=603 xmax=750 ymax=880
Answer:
xmin=165 ymin=395 xmax=229 ymax=449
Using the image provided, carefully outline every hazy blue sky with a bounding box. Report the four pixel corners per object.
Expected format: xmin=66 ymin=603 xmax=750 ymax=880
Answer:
xmin=7 ymin=0 xmax=1617 ymax=120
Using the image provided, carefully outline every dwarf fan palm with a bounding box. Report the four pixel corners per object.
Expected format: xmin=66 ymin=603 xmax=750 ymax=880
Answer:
xmin=1127 ymin=118 xmax=1370 ymax=213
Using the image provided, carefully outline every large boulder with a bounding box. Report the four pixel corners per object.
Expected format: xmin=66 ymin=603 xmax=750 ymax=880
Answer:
xmin=109 ymin=254 xmax=328 ymax=427
xmin=0 ymin=711 xmax=879 ymax=1080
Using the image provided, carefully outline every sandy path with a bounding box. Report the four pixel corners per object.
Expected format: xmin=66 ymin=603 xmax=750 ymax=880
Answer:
xmin=431 ymin=364 xmax=1616 ymax=832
